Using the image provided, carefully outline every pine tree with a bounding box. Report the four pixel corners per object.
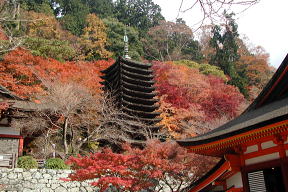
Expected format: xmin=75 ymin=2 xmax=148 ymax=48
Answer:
xmin=209 ymin=13 xmax=248 ymax=97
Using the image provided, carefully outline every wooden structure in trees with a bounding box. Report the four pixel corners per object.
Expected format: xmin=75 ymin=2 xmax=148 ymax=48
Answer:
xmin=0 ymin=85 xmax=24 ymax=164
xmin=178 ymin=54 xmax=288 ymax=192
xmin=101 ymin=57 xmax=161 ymax=137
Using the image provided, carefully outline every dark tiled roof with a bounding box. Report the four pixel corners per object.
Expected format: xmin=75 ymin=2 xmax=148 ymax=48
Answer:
xmin=178 ymin=54 xmax=288 ymax=147
xmin=178 ymin=97 xmax=288 ymax=146
xmin=0 ymin=85 xmax=22 ymax=100
xmin=101 ymin=57 xmax=162 ymax=133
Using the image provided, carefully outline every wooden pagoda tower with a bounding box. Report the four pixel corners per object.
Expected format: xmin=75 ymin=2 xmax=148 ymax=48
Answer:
xmin=100 ymin=57 xmax=161 ymax=138
xmin=177 ymin=54 xmax=288 ymax=192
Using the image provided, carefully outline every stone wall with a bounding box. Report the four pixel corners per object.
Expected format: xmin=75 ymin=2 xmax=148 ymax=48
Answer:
xmin=0 ymin=168 xmax=97 ymax=192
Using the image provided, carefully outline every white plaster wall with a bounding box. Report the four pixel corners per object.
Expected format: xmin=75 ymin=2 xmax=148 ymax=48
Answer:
xmin=226 ymin=172 xmax=243 ymax=189
xmin=0 ymin=126 xmax=20 ymax=135
xmin=244 ymin=145 xmax=258 ymax=154
xmin=212 ymin=185 xmax=223 ymax=191
xmin=261 ymin=141 xmax=276 ymax=149
xmin=245 ymin=152 xmax=279 ymax=165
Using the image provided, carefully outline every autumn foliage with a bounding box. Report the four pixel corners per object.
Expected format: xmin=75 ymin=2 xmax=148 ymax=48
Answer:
xmin=66 ymin=140 xmax=216 ymax=192
xmin=153 ymin=61 xmax=245 ymax=137
xmin=0 ymin=48 xmax=113 ymax=98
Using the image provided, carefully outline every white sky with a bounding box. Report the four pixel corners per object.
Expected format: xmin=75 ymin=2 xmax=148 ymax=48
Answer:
xmin=153 ymin=0 xmax=288 ymax=68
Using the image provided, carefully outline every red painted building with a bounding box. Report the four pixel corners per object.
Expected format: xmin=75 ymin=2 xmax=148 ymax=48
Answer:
xmin=178 ymin=54 xmax=288 ymax=192
xmin=0 ymin=86 xmax=24 ymax=162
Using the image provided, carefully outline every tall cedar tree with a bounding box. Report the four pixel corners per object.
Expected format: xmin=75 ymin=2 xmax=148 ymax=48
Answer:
xmin=209 ymin=13 xmax=248 ymax=97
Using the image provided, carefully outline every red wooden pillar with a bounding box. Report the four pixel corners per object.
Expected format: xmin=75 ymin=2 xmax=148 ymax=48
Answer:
xmin=274 ymin=134 xmax=288 ymax=191
xmin=18 ymin=137 xmax=24 ymax=156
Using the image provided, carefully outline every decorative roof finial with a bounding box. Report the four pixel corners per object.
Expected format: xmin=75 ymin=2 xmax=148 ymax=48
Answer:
xmin=123 ymin=26 xmax=131 ymax=59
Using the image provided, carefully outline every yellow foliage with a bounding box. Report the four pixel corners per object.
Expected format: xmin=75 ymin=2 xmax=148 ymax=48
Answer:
xmin=79 ymin=14 xmax=112 ymax=60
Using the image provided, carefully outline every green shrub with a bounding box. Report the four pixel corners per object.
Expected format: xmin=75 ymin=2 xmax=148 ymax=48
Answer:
xmin=199 ymin=64 xmax=228 ymax=82
xmin=174 ymin=60 xmax=200 ymax=69
xmin=174 ymin=60 xmax=228 ymax=81
xmin=17 ymin=156 xmax=38 ymax=169
xmin=44 ymin=158 xmax=69 ymax=169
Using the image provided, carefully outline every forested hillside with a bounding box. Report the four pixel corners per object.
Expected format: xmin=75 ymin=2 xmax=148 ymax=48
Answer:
xmin=0 ymin=0 xmax=275 ymax=191
xmin=0 ymin=0 xmax=274 ymax=139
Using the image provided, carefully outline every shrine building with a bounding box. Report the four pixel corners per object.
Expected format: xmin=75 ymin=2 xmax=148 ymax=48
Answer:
xmin=0 ymin=85 xmax=23 ymax=167
xmin=177 ymin=54 xmax=288 ymax=192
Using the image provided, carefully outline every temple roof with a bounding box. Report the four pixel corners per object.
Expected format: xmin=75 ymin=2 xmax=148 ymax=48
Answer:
xmin=101 ymin=57 xmax=162 ymax=132
xmin=0 ymin=85 xmax=22 ymax=100
xmin=178 ymin=97 xmax=288 ymax=147
xmin=178 ymin=54 xmax=288 ymax=148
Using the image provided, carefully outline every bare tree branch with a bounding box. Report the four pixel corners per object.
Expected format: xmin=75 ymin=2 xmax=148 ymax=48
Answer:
xmin=176 ymin=0 xmax=259 ymax=30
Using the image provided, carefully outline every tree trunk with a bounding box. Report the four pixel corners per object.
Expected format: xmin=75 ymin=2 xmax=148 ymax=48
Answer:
xmin=63 ymin=117 xmax=69 ymax=156
xmin=15 ymin=2 xmax=20 ymax=31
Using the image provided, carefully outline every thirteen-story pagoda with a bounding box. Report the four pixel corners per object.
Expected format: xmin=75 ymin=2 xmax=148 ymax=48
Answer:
xmin=100 ymin=57 xmax=162 ymax=138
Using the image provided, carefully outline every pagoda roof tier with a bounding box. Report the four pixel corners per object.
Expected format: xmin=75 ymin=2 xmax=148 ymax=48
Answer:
xmin=100 ymin=80 xmax=120 ymax=91
xmin=122 ymin=120 xmax=163 ymax=130
xmin=122 ymin=106 xmax=161 ymax=119
xmin=106 ymin=88 xmax=158 ymax=102
xmin=177 ymin=54 xmax=288 ymax=156
xmin=122 ymin=100 xmax=160 ymax=112
xmin=123 ymin=70 xmax=154 ymax=81
xmin=100 ymin=70 xmax=120 ymax=81
xmin=101 ymin=60 xmax=120 ymax=74
xmin=123 ymin=95 xmax=158 ymax=106
xmin=118 ymin=57 xmax=152 ymax=69
xmin=122 ymin=64 xmax=153 ymax=75
xmin=121 ymin=113 xmax=162 ymax=124
xmin=122 ymin=87 xmax=158 ymax=99
xmin=122 ymin=81 xmax=156 ymax=93
xmin=122 ymin=75 xmax=155 ymax=86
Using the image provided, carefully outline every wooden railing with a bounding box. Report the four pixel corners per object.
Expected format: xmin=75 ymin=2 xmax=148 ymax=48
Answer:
xmin=0 ymin=153 xmax=16 ymax=168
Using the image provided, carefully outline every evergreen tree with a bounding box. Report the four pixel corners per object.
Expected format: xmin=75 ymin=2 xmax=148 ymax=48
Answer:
xmin=21 ymin=0 xmax=54 ymax=15
xmin=83 ymin=0 xmax=114 ymax=18
xmin=114 ymin=0 xmax=164 ymax=36
xmin=51 ymin=0 xmax=90 ymax=36
xmin=209 ymin=13 xmax=248 ymax=97
xmin=103 ymin=17 xmax=143 ymax=60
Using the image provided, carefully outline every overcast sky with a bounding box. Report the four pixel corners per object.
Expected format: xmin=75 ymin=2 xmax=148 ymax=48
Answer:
xmin=153 ymin=0 xmax=288 ymax=68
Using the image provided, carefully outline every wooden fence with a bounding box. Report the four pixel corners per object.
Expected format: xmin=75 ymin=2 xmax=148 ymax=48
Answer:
xmin=0 ymin=153 xmax=16 ymax=168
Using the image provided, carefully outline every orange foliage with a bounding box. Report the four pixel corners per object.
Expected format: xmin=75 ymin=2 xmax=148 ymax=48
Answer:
xmin=25 ymin=11 xmax=75 ymax=41
xmin=0 ymin=49 xmax=113 ymax=98
xmin=236 ymin=46 xmax=274 ymax=99
xmin=0 ymin=27 xmax=8 ymax=40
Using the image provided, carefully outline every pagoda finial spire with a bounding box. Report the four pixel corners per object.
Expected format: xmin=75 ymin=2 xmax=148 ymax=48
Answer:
xmin=123 ymin=26 xmax=131 ymax=59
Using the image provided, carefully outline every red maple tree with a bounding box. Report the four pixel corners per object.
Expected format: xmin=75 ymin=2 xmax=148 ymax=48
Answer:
xmin=65 ymin=140 xmax=215 ymax=192
xmin=153 ymin=61 xmax=245 ymax=137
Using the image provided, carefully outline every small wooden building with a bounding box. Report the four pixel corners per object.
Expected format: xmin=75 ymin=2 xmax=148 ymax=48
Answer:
xmin=0 ymin=85 xmax=23 ymax=167
xmin=101 ymin=57 xmax=162 ymax=136
xmin=178 ymin=54 xmax=288 ymax=192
